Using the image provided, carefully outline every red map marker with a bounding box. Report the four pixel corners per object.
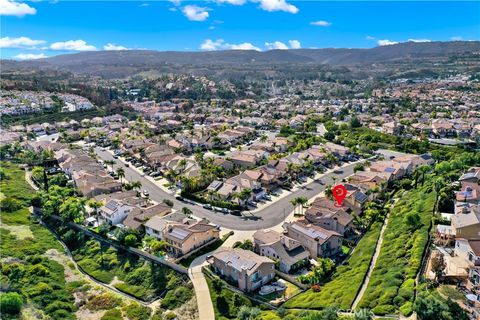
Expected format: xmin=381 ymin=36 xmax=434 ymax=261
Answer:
xmin=332 ymin=184 xmax=347 ymax=207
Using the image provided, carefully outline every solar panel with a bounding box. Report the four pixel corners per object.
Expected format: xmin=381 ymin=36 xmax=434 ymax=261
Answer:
xmin=384 ymin=167 xmax=396 ymax=173
xmin=105 ymin=200 xmax=119 ymax=210
xmin=169 ymin=227 xmax=190 ymax=240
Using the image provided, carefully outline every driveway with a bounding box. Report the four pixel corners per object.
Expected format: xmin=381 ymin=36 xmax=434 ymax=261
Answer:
xmin=94 ymin=147 xmax=366 ymax=230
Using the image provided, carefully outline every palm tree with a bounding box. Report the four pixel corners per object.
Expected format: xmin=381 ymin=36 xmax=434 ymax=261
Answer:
xmin=105 ymin=160 xmax=115 ymax=172
xmin=182 ymin=207 xmax=193 ymax=217
xmin=260 ymin=134 xmax=268 ymax=143
xmin=88 ymin=200 xmax=102 ymax=217
xmin=290 ymin=198 xmax=299 ymax=215
xmin=131 ymin=180 xmax=142 ymax=191
xmin=325 ymin=185 xmax=333 ymax=200
xmin=433 ymin=178 xmax=446 ymax=214
xmin=178 ymin=159 xmax=188 ymax=173
xmin=296 ymin=197 xmax=308 ymax=215
xmin=417 ymin=165 xmax=431 ymax=187
xmin=207 ymin=189 xmax=219 ymax=202
xmin=116 ymin=167 xmax=125 ymax=184
xmin=235 ymin=188 xmax=252 ymax=206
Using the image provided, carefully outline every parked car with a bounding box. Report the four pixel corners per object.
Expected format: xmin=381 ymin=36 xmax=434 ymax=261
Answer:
xmin=333 ymin=169 xmax=343 ymax=174
xmin=125 ymin=163 xmax=129 ymax=168
xmin=231 ymin=210 xmax=242 ymax=216
xmin=143 ymin=190 xmax=149 ymax=197
xmin=203 ymin=204 xmax=213 ymax=210
xmin=263 ymin=194 xmax=272 ymax=201
xmin=175 ymin=195 xmax=184 ymax=201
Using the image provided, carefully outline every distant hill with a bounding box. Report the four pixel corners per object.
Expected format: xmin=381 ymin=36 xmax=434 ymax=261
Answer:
xmin=2 ymin=41 xmax=479 ymax=78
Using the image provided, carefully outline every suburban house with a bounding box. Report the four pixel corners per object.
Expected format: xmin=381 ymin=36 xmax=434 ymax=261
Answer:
xmin=162 ymin=220 xmax=220 ymax=257
xmin=99 ymin=199 xmax=134 ymax=226
xmin=253 ymin=229 xmax=309 ymax=273
xmin=343 ymin=183 xmax=369 ymax=214
xmin=208 ymin=248 xmax=275 ymax=293
xmin=457 ymin=167 xmax=480 ymax=204
xmin=323 ymin=142 xmax=351 ymax=161
xmin=304 ymin=197 xmax=354 ymax=235
xmin=211 ymin=171 xmax=266 ymax=203
xmin=451 ymin=204 xmax=480 ymax=240
xmin=144 ymin=212 xmax=191 ymax=240
xmin=369 ymin=160 xmax=407 ymax=181
xmin=123 ymin=203 xmax=172 ymax=231
xmin=55 ymin=149 xmax=122 ymax=198
xmin=348 ymin=171 xmax=389 ymax=191
xmin=283 ymin=220 xmax=343 ymax=258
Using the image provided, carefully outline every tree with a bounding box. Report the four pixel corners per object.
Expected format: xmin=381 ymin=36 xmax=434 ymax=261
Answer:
xmin=431 ymin=251 xmax=446 ymax=281
xmin=237 ymin=306 xmax=261 ymax=320
xmin=295 ymin=196 xmax=308 ymax=215
xmin=404 ymin=211 xmax=422 ymax=231
xmin=88 ymin=200 xmax=102 ymax=217
xmin=124 ymin=234 xmax=139 ymax=247
xmin=59 ymin=197 xmax=86 ymax=224
xmin=0 ymin=292 xmax=23 ymax=315
xmin=182 ymin=207 xmax=193 ymax=217
xmin=417 ymin=165 xmax=431 ymax=187
xmin=290 ymin=198 xmax=299 ymax=214
xmin=131 ymin=180 xmax=142 ymax=191
xmin=116 ymin=167 xmax=125 ymax=184
xmin=433 ymin=178 xmax=446 ymax=214
xmin=260 ymin=134 xmax=268 ymax=143
xmin=350 ymin=116 xmax=361 ymax=128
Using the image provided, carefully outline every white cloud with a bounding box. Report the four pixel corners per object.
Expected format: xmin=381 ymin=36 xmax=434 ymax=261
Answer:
xmin=265 ymin=39 xmax=301 ymax=50
xmin=255 ymin=0 xmax=298 ymax=13
xmin=451 ymin=36 xmax=463 ymax=41
xmin=139 ymin=3 xmax=150 ymax=7
xmin=215 ymin=0 xmax=246 ymax=5
xmin=229 ymin=42 xmax=261 ymax=50
xmin=200 ymin=39 xmax=260 ymax=51
xmin=377 ymin=39 xmax=398 ymax=46
xmin=50 ymin=40 xmax=97 ymax=51
xmin=169 ymin=0 xmax=181 ymax=5
xmin=265 ymin=41 xmax=289 ymax=50
xmin=0 ymin=36 xmax=45 ymax=49
xmin=182 ymin=5 xmax=209 ymax=21
xmin=289 ymin=39 xmax=301 ymax=49
xmin=14 ymin=53 xmax=48 ymax=60
xmin=310 ymin=20 xmax=331 ymax=27
xmin=103 ymin=43 xmax=128 ymax=51
xmin=0 ymin=0 xmax=36 ymax=17
xmin=407 ymin=38 xmax=431 ymax=43
xmin=366 ymin=35 xmax=376 ymax=41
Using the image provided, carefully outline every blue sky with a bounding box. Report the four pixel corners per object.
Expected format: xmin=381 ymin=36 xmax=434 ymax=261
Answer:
xmin=1 ymin=0 xmax=479 ymax=60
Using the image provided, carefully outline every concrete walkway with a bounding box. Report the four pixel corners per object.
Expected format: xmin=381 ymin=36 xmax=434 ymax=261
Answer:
xmin=352 ymin=212 xmax=391 ymax=310
xmin=188 ymin=253 xmax=216 ymax=320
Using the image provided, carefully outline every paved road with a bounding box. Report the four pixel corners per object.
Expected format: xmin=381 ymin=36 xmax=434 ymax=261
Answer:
xmin=95 ymin=148 xmax=364 ymax=231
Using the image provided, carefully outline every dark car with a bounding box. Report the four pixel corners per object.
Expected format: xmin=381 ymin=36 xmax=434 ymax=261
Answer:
xmin=231 ymin=210 xmax=241 ymax=216
xmin=175 ymin=195 xmax=184 ymax=201
xmin=203 ymin=204 xmax=213 ymax=210
xmin=333 ymin=169 xmax=343 ymax=174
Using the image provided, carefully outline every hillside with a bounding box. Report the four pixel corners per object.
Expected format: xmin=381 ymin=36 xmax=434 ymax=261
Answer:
xmin=2 ymin=41 xmax=479 ymax=79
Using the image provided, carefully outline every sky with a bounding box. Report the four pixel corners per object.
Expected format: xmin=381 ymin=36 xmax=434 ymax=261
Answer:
xmin=1 ymin=0 xmax=479 ymax=60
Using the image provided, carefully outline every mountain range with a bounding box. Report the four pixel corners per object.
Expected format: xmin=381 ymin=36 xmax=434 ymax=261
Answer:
xmin=2 ymin=41 xmax=480 ymax=79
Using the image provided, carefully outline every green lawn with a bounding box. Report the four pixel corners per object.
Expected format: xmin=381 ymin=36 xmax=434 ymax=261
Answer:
xmin=284 ymin=221 xmax=383 ymax=310
xmin=357 ymin=183 xmax=435 ymax=316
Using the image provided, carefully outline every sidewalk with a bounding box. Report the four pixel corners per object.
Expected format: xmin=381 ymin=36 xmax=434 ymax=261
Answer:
xmin=188 ymin=254 xmax=216 ymax=320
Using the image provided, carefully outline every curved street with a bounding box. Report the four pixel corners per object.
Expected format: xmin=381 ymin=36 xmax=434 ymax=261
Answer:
xmin=94 ymin=147 xmax=366 ymax=230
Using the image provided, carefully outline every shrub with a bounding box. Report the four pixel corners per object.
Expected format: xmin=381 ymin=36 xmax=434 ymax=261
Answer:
xmin=0 ymin=197 xmax=22 ymax=212
xmin=161 ymin=286 xmax=193 ymax=310
xmin=101 ymin=308 xmax=123 ymax=320
xmin=123 ymin=303 xmax=151 ymax=320
xmin=0 ymin=292 xmax=23 ymax=315
xmin=86 ymin=293 xmax=122 ymax=311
